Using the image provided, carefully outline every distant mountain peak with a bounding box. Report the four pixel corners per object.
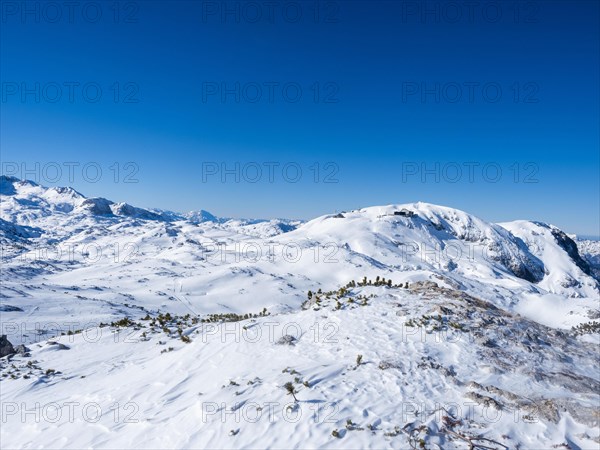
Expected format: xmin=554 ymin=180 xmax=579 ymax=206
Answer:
xmin=0 ymin=175 xmax=20 ymax=183
xmin=186 ymin=209 xmax=219 ymax=223
xmin=1 ymin=177 xmax=168 ymax=221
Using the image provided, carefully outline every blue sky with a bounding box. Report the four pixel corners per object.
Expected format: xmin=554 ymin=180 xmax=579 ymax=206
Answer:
xmin=1 ymin=1 xmax=599 ymax=235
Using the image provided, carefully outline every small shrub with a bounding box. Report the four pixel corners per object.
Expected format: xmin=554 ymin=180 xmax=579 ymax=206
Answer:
xmin=449 ymin=321 xmax=464 ymax=330
xmin=112 ymin=317 xmax=133 ymax=327
xmin=572 ymin=321 xmax=600 ymax=335
xmin=384 ymin=426 xmax=401 ymax=437
xmin=345 ymin=419 xmax=363 ymax=431
xmin=284 ymin=381 xmax=298 ymax=402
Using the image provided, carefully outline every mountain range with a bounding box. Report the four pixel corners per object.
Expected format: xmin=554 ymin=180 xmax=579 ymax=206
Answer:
xmin=1 ymin=175 xmax=599 ymax=449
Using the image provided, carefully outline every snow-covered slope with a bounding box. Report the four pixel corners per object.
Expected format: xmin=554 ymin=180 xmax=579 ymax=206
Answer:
xmin=1 ymin=176 xmax=599 ymax=449
xmin=2 ymin=282 xmax=599 ymax=449
xmin=1 ymin=175 xmax=598 ymax=331
xmin=577 ymin=238 xmax=600 ymax=280
xmin=291 ymin=203 xmax=545 ymax=283
xmin=499 ymin=220 xmax=599 ymax=298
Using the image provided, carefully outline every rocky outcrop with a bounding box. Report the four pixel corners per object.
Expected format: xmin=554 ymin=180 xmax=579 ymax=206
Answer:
xmin=550 ymin=227 xmax=595 ymax=279
xmin=0 ymin=335 xmax=15 ymax=357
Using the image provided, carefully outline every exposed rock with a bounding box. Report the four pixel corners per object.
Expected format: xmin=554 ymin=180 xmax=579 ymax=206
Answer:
xmin=14 ymin=344 xmax=30 ymax=355
xmin=550 ymin=227 xmax=595 ymax=279
xmin=465 ymin=392 xmax=503 ymax=410
xmin=378 ymin=360 xmax=401 ymax=370
xmin=111 ymin=202 xmax=162 ymax=220
xmin=0 ymin=305 xmax=24 ymax=312
xmin=0 ymin=335 xmax=15 ymax=357
xmin=587 ymin=309 xmax=600 ymax=320
xmin=276 ymin=335 xmax=297 ymax=345
xmin=78 ymin=197 xmax=114 ymax=215
xmin=0 ymin=175 xmax=19 ymax=195
xmin=45 ymin=341 xmax=70 ymax=350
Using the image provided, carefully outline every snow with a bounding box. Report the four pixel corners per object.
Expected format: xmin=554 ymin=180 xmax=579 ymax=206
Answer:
xmin=1 ymin=175 xmax=599 ymax=449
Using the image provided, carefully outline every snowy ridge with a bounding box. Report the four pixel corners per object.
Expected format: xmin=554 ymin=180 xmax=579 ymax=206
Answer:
xmin=1 ymin=176 xmax=598 ymax=329
xmin=576 ymin=238 xmax=600 ymax=281
xmin=293 ymin=203 xmax=545 ymax=283
xmin=500 ymin=220 xmax=599 ymax=298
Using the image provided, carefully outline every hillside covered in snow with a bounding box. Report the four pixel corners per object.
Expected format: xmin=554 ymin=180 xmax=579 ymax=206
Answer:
xmin=1 ymin=175 xmax=599 ymax=449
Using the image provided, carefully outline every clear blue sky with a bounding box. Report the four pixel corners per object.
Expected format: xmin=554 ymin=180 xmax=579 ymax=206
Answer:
xmin=1 ymin=1 xmax=599 ymax=235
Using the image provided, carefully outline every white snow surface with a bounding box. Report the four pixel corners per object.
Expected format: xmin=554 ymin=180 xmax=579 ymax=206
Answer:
xmin=1 ymin=176 xmax=599 ymax=449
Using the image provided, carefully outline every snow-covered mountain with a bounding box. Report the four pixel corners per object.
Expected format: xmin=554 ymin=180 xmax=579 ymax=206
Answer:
xmin=499 ymin=220 xmax=598 ymax=297
xmin=576 ymin=238 xmax=600 ymax=281
xmin=1 ymin=176 xmax=598 ymax=449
